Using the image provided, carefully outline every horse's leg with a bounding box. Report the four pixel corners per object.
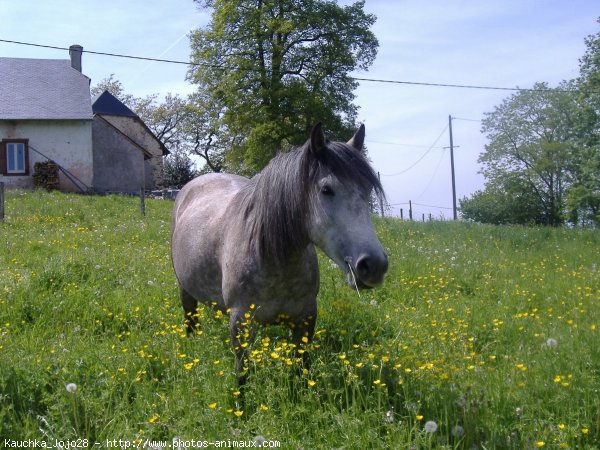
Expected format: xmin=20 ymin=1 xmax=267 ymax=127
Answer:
xmin=291 ymin=312 xmax=316 ymax=371
xmin=180 ymin=286 xmax=199 ymax=335
xmin=229 ymin=309 xmax=255 ymax=388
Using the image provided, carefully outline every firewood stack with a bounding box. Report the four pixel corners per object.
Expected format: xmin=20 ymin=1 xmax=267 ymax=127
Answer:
xmin=33 ymin=161 xmax=60 ymax=191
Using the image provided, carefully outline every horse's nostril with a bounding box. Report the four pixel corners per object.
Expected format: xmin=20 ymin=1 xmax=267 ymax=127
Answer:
xmin=356 ymin=255 xmax=372 ymax=277
xmin=356 ymin=253 xmax=388 ymax=280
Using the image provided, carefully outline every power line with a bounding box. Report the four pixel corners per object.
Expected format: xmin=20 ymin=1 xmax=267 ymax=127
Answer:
xmin=368 ymin=139 xmax=445 ymax=149
xmin=379 ymin=124 xmax=448 ymax=176
xmin=0 ymin=38 xmax=592 ymax=94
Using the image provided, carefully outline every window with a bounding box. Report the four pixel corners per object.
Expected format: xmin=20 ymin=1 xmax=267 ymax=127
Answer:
xmin=1 ymin=139 xmax=29 ymax=175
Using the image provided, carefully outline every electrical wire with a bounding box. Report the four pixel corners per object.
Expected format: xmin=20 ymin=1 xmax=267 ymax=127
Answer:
xmin=379 ymin=124 xmax=448 ymax=177
xmin=0 ymin=38 xmax=593 ymax=94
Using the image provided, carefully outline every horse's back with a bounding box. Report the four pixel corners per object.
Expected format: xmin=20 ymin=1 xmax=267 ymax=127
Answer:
xmin=173 ymin=173 xmax=249 ymax=225
xmin=171 ymin=173 xmax=249 ymax=307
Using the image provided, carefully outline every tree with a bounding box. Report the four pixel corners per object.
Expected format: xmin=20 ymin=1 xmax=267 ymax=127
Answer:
xmin=460 ymin=83 xmax=581 ymax=226
xmin=188 ymin=0 xmax=378 ymax=174
xmin=163 ymin=149 xmax=198 ymax=188
xmin=570 ymin=20 xmax=600 ymax=225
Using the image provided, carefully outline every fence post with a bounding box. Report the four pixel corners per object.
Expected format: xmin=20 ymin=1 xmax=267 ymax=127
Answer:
xmin=140 ymin=188 xmax=146 ymax=217
xmin=0 ymin=182 xmax=4 ymax=221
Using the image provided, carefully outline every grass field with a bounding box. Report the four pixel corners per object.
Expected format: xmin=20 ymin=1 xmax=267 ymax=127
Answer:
xmin=0 ymin=190 xmax=598 ymax=449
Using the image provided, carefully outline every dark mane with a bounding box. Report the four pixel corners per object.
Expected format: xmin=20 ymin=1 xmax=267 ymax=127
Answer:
xmin=237 ymin=138 xmax=384 ymax=264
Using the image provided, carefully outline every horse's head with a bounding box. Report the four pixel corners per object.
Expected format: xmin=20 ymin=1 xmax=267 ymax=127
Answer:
xmin=306 ymin=123 xmax=388 ymax=289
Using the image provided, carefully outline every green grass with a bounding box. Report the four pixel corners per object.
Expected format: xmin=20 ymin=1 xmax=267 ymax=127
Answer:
xmin=1 ymin=190 xmax=599 ymax=449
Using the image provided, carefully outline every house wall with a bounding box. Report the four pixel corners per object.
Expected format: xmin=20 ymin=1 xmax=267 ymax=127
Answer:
xmin=0 ymin=120 xmax=93 ymax=191
xmin=100 ymin=115 xmax=165 ymax=189
xmin=91 ymin=117 xmax=145 ymax=193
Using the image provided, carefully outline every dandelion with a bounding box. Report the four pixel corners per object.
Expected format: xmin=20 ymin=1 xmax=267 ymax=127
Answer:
xmin=536 ymin=442 xmax=545 ymax=447
xmin=384 ymin=409 xmax=394 ymax=423
xmin=416 ymin=414 xmax=424 ymax=421
xmin=208 ymin=403 xmax=217 ymax=409
xmin=253 ymin=436 xmax=266 ymax=446
xmin=148 ymin=414 xmax=159 ymax=423
xmin=451 ymin=425 xmax=464 ymax=438
xmin=424 ymin=420 xmax=438 ymax=433
xmin=308 ymin=380 xmax=316 ymax=387
xmin=581 ymin=428 xmax=589 ymax=434
xmin=65 ymin=383 xmax=77 ymax=393
xmin=545 ymin=338 xmax=558 ymax=348
xmin=260 ymin=404 xmax=269 ymax=411
xmin=233 ymin=410 xmax=244 ymax=417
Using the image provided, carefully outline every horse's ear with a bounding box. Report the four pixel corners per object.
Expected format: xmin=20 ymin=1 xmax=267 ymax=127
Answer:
xmin=310 ymin=122 xmax=327 ymax=155
xmin=347 ymin=124 xmax=366 ymax=151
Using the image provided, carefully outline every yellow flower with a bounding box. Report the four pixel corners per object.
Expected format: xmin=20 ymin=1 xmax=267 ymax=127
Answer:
xmin=416 ymin=415 xmax=424 ymax=421
xmin=535 ymin=442 xmax=545 ymax=448
xmin=183 ymin=362 xmax=194 ymax=370
xmin=148 ymin=414 xmax=159 ymax=423
xmin=260 ymin=404 xmax=269 ymax=411
xmin=308 ymin=380 xmax=316 ymax=387
xmin=234 ymin=410 xmax=244 ymax=417
xmin=208 ymin=402 xmax=218 ymax=409
xmin=558 ymin=423 xmax=566 ymax=430
xmin=581 ymin=428 xmax=589 ymax=434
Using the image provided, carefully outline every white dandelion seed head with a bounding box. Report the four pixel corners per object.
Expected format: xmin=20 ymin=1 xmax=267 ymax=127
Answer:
xmin=545 ymin=338 xmax=558 ymax=349
xmin=384 ymin=409 xmax=394 ymax=423
xmin=452 ymin=425 xmax=465 ymax=437
xmin=424 ymin=420 xmax=438 ymax=433
xmin=253 ymin=436 xmax=266 ymax=446
xmin=65 ymin=383 xmax=77 ymax=393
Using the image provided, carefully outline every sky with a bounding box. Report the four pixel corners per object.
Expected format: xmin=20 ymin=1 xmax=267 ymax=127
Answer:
xmin=1 ymin=0 xmax=598 ymax=219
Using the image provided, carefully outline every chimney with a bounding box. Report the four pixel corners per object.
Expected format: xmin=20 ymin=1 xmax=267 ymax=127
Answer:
xmin=69 ymin=44 xmax=83 ymax=72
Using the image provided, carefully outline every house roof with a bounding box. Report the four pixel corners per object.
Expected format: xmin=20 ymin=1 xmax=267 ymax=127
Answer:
xmin=92 ymin=90 xmax=137 ymax=117
xmin=0 ymin=57 xmax=93 ymax=120
xmin=92 ymin=90 xmax=170 ymax=156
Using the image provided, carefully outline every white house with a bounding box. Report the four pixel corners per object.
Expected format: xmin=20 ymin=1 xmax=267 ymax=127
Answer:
xmin=0 ymin=46 xmax=93 ymax=191
xmin=0 ymin=45 xmax=167 ymax=193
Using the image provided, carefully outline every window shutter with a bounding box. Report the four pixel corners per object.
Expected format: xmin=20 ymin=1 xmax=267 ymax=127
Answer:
xmin=0 ymin=142 xmax=6 ymax=175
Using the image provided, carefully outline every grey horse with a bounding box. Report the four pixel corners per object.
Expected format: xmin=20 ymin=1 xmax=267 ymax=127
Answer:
xmin=171 ymin=123 xmax=388 ymax=386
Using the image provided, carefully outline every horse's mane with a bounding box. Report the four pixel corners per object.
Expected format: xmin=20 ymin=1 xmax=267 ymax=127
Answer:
xmin=237 ymin=138 xmax=384 ymax=264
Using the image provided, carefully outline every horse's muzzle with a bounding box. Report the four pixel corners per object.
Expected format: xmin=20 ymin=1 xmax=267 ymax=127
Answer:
xmin=347 ymin=251 xmax=388 ymax=289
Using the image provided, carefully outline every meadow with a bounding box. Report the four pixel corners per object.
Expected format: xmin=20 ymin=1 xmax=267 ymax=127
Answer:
xmin=0 ymin=190 xmax=598 ymax=449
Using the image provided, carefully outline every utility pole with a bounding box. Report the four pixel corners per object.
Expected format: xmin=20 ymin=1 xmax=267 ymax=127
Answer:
xmin=448 ymin=115 xmax=458 ymax=220
xmin=377 ymin=172 xmax=385 ymax=218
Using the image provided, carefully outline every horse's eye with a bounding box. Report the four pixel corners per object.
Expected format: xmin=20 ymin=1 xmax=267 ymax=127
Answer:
xmin=321 ymin=185 xmax=335 ymax=196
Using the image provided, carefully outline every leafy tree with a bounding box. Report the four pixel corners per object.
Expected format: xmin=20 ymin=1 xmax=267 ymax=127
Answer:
xmin=471 ymin=82 xmax=579 ymax=226
xmin=570 ymin=20 xmax=600 ymax=225
xmin=163 ymin=149 xmax=198 ymax=188
xmin=188 ymin=0 xmax=378 ymax=174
